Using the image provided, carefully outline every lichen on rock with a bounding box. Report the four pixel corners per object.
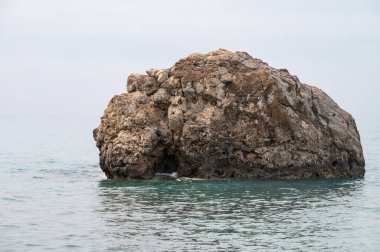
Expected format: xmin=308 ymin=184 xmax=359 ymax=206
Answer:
xmin=93 ymin=49 xmax=365 ymax=179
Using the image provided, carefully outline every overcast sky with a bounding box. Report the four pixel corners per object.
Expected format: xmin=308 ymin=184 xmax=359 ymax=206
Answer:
xmin=0 ymin=0 xmax=379 ymax=118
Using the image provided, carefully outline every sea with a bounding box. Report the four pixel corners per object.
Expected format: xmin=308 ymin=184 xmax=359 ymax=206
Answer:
xmin=0 ymin=115 xmax=379 ymax=251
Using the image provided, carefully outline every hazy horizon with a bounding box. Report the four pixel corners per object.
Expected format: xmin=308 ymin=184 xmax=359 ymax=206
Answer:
xmin=1 ymin=0 xmax=379 ymax=118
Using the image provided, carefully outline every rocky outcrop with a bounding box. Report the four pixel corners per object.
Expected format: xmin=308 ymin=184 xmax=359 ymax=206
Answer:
xmin=93 ymin=49 xmax=365 ymax=179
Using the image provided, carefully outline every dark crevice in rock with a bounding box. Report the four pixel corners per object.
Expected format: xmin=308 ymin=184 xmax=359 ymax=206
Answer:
xmin=154 ymin=149 xmax=178 ymax=174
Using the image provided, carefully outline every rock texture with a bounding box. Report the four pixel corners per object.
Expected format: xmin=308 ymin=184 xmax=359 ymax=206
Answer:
xmin=93 ymin=49 xmax=365 ymax=179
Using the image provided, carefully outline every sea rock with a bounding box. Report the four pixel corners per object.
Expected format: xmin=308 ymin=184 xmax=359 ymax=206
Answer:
xmin=93 ymin=49 xmax=365 ymax=179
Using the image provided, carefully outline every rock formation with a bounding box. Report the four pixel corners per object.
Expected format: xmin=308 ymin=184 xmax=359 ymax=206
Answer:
xmin=93 ymin=49 xmax=365 ymax=179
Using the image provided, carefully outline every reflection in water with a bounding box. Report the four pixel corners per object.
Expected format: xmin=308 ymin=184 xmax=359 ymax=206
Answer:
xmin=97 ymin=179 xmax=364 ymax=251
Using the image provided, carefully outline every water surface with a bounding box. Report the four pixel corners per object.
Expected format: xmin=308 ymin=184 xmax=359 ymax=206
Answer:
xmin=0 ymin=116 xmax=379 ymax=251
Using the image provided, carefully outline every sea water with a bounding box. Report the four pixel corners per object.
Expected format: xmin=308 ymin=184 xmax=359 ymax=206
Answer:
xmin=0 ymin=116 xmax=379 ymax=251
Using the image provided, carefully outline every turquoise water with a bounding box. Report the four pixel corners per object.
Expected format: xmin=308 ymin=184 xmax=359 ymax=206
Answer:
xmin=0 ymin=116 xmax=379 ymax=251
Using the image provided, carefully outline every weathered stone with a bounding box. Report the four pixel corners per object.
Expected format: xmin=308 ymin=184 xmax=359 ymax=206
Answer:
xmin=126 ymin=74 xmax=160 ymax=96
xmin=126 ymin=74 xmax=144 ymax=93
xmin=220 ymin=73 xmax=233 ymax=83
xmin=242 ymin=59 xmax=259 ymax=69
xmin=94 ymin=49 xmax=365 ymax=179
xmin=146 ymin=68 xmax=159 ymax=77
xmin=157 ymin=70 xmax=169 ymax=84
xmin=181 ymin=82 xmax=195 ymax=96
xmin=153 ymin=88 xmax=170 ymax=106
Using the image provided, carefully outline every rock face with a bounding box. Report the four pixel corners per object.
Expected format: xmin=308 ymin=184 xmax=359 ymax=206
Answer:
xmin=93 ymin=49 xmax=365 ymax=179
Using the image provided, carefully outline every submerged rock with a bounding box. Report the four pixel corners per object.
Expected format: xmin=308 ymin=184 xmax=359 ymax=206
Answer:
xmin=93 ymin=49 xmax=365 ymax=179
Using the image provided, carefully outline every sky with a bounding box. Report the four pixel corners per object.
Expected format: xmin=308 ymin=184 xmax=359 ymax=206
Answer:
xmin=0 ymin=0 xmax=379 ymax=117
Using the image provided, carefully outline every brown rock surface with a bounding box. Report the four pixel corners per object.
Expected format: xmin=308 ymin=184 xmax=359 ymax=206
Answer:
xmin=93 ymin=49 xmax=365 ymax=179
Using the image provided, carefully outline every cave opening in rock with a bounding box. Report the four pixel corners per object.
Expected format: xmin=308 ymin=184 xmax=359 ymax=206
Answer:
xmin=154 ymin=149 xmax=178 ymax=174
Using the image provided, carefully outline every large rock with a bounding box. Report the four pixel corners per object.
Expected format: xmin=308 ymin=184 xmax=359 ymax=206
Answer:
xmin=93 ymin=49 xmax=365 ymax=179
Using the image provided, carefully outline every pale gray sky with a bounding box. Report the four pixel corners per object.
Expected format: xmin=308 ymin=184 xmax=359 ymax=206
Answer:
xmin=0 ymin=0 xmax=379 ymax=117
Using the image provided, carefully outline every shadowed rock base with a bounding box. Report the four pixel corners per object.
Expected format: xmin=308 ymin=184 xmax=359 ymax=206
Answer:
xmin=93 ymin=49 xmax=365 ymax=179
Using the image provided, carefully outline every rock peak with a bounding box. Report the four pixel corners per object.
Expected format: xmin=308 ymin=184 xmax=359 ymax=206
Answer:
xmin=94 ymin=50 xmax=365 ymax=179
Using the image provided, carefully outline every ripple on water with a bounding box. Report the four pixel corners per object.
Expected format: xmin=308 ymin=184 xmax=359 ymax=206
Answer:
xmin=91 ymin=178 xmax=380 ymax=251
